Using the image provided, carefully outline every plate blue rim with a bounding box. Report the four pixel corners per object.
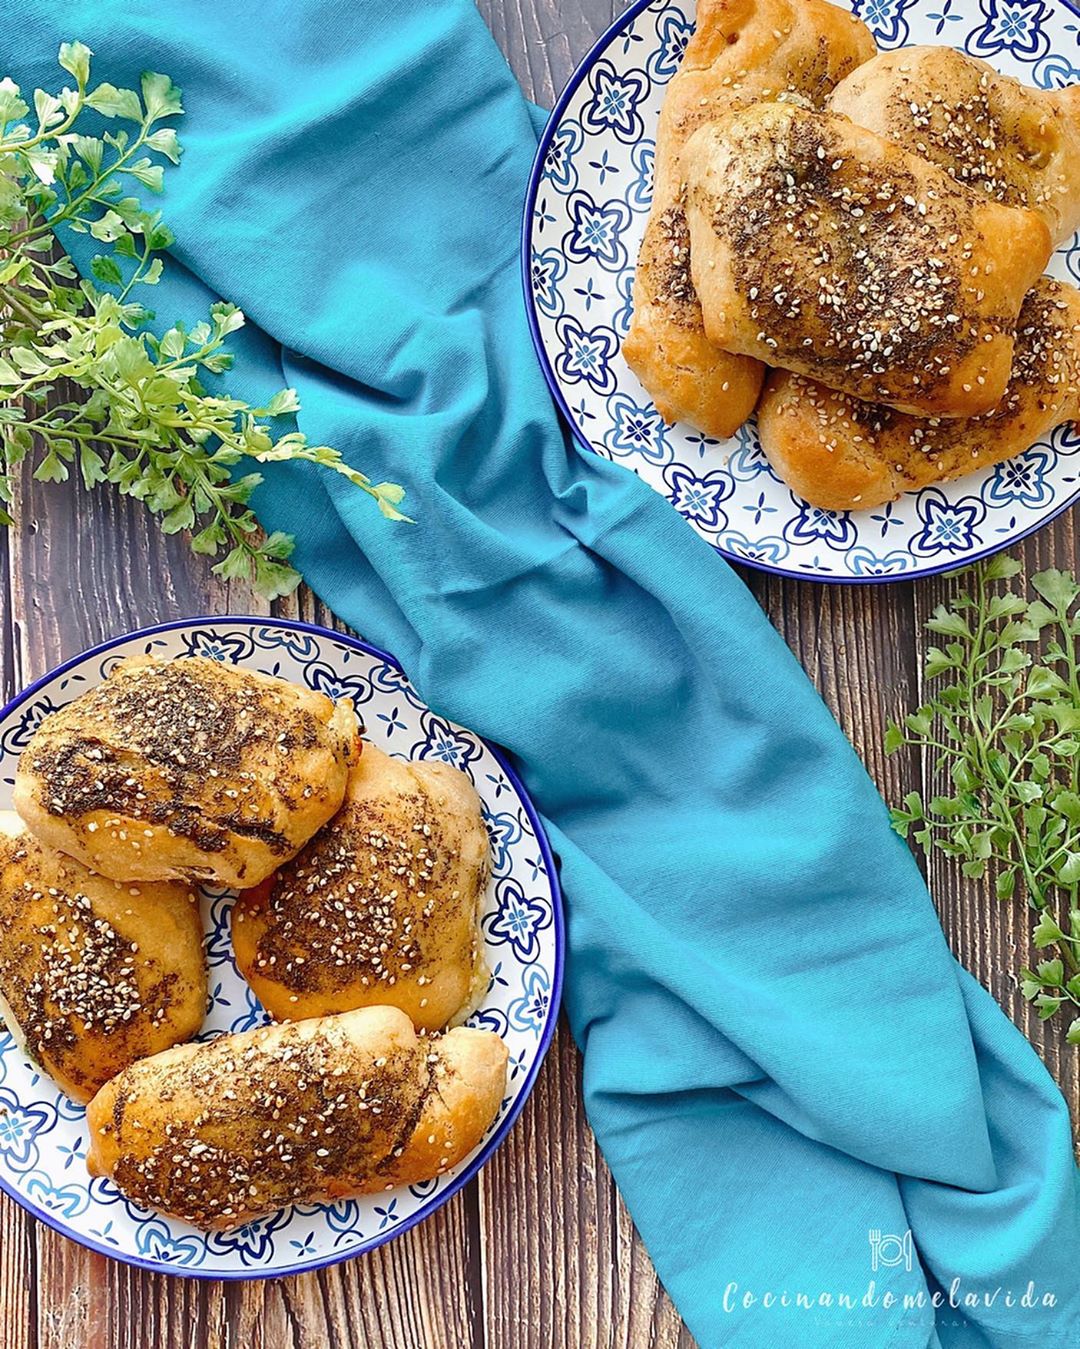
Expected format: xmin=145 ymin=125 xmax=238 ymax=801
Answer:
xmin=519 ymin=0 xmax=1080 ymax=587
xmin=0 ymin=614 xmax=565 ymax=1281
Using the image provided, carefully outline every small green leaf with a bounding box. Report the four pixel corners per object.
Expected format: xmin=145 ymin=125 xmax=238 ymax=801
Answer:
xmin=26 ymin=148 xmax=58 ymax=186
xmin=210 ymin=302 xmax=245 ymax=336
xmin=997 ymin=646 xmax=1030 ymax=675
xmin=69 ymin=133 xmax=104 ymax=173
xmin=0 ymin=77 xmax=29 ymax=126
xmin=983 ymin=554 xmax=1023 ymax=582
xmin=1025 ymin=600 xmax=1056 ymax=632
xmin=253 ymin=556 xmax=302 ymax=600
xmin=145 ymin=126 xmax=182 ymax=163
xmin=160 ymin=498 xmax=195 ymax=534
xmin=1034 ymin=993 xmax=1064 ymax=1021
xmin=158 ymin=326 xmax=186 ymax=359
xmin=212 ymin=545 xmax=251 ymax=582
xmin=926 ymin=606 xmax=971 ymax=639
xmin=1048 ymin=704 xmax=1080 ymax=733
xmin=9 ymin=346 xmax=49 ymax=375
xmin=1036 ymin=959 xmax=1065 ymax=987
xmin=125 ymin=159 xmax=164 ymax=192
xmin=85 ymin=82 xmax=143 ymax=121
xmin=78 ymin=445 xmax=106 ymax=488
xmin=924 ymin=646 xmax=956 ymax=678
xmin=1024 ymin=803 xmax=1048 ymax=833
xmin=88 ymin=208 xmax=126 ymax=242
xmin=1032 ymin=568 xmax=1080 ymax=613
xmin=33 ymin=88 xmax=64 ymax=130
xmin=1057 ymin=853 xmax=1080 ymax=885
xmin=146 ymin=220 xmax=175 ymax=250
xmin=256 ymin=388 xmax=302 ymax=419
xmin=1032 ymin=911 xmax=1065 ymax=948
xmin=140 ymin=71 xmax=183 ymax=121
xmin=986 ymin=592 xmax=1026 ymax=621
xmin=33 ymin=452 xmax=69 ymax=484
xmin=1066 ymin=1019 xmax=1080 ymax=1047
xmin=90 ymin=254 xmax=123 ymax=286
xmin=190 ymin=522 xmax=226 ymax=555
xmin=58 ymin=40 xmax=92 ymax=87
xmin=109 ymin=335 xmax=155 ymax=384
xmin=1051 ymin=791 xmax=1080 ymax=825
xmin=1027 ymin=666 xmax=1068 ymax=699
xmin=260 ymin=530 xmax=295 ymax=560
xmin=905 ymin=708 xmax=934 ymax=737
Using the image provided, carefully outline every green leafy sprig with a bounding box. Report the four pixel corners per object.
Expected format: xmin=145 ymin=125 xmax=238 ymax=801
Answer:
xmin=0 ymin=42 xmax=407 ymax=599
xmin=887 ymin=555 xmax=1080 ymax=1044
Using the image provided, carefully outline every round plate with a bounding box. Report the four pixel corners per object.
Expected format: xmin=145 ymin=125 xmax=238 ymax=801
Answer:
xmin=523 ymin=0 xmax=1080 ymax=582
xmin=0 ymin=618 xmax=563 ymax=1277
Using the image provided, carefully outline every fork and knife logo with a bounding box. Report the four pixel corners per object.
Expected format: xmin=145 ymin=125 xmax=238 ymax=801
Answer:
xmin=868 ymin=1228 xmax=915 ymax=1273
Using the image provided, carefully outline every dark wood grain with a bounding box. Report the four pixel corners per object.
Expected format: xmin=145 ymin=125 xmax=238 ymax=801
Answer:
xmin=1 ymin=1 xmax=1077 ymax=1346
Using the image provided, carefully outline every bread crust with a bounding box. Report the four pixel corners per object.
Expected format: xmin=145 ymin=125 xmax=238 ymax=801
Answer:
xmin=829 ymin=46 xmax=1080 ymax=248
xmin=683 ymin=103 xmax=1052 ymax=417
xmin=232 ymin=744 xmax=490 ymax=1031
xmin=14 ymin=656 xmax=358 ymax=888
xmin=0 ymin=812 xmax=206 ymax=1103
xmin=85 ymin=1007 xmax=508 ymax=1228
xmin=622 ymin=0 xmax=875 ymax=438
xmin=756 ymin=277 xmax=1080 ymax=510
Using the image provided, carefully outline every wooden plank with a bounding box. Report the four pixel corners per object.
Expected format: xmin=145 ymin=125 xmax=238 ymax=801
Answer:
xmin=1 ymin=3 xmax=1077 ymax=1349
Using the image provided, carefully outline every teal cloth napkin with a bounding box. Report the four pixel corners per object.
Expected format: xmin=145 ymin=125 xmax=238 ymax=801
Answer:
xmin=6 ymin=2 xmax=1080 ymax=1342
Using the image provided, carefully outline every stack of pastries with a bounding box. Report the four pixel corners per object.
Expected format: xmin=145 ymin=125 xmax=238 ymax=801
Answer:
xmin=622 ymin=0 xmax=1080 ymax=511
xmin=1 ymin=655 xmax=505 ymax=1229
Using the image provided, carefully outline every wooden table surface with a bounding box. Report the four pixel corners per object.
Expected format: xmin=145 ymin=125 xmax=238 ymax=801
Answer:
xmin=1 ymin=2 xmax=1078 ymax=1346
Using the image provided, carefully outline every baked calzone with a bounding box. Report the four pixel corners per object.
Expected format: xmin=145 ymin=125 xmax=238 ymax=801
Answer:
xmin=621 ymin=0 xmax=875 ymax=438
xmin=86 ymin=1006 xmax=508 ymax=1228
xmin=14 ymin=656 xmax=358 ymax=888
xmin=829 ymin=46 xmax=1080 ymax=248
xmin=0 ymin=811 xmax=206 ymax=1102
xmin=232 ymin=743 xmax=490 ymax=1031
xmin=756 ymin=277 xmax=1080 ymax=510
xmin=681 ymin=102 xmax=1052 ymax=417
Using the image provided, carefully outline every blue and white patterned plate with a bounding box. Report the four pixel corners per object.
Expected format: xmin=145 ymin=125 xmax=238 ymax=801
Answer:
xmin=0 ymin=619 xmax=563 ymax=1277
xmin=523 ymin=0 xmax=1080 ymax=582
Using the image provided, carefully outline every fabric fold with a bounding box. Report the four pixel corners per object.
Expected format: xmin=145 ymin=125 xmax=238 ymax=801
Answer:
xmin=5 ymin=1 xmax=1079 ymax=1342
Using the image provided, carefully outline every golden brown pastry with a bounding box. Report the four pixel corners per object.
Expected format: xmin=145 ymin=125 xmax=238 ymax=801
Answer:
xmin=621 ymin=0 xmax=874 ymax=438
xmin=232 ymin=743 xmax=490 ymax=1031
xmin=14 ymin=656 xmax=358 ymax=888
xmin=829 ymin=46 xmax=1080 ymax=248
xmin=681 ymin=102 xmax=1052 ymax=417
xmin=86 ymin=1006 xmax=508 ymax=1229
xmin=0 ymin=811 xmax=206 ymax=1103
xmin=756 ymin=278 xmax=1080 ymax=510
